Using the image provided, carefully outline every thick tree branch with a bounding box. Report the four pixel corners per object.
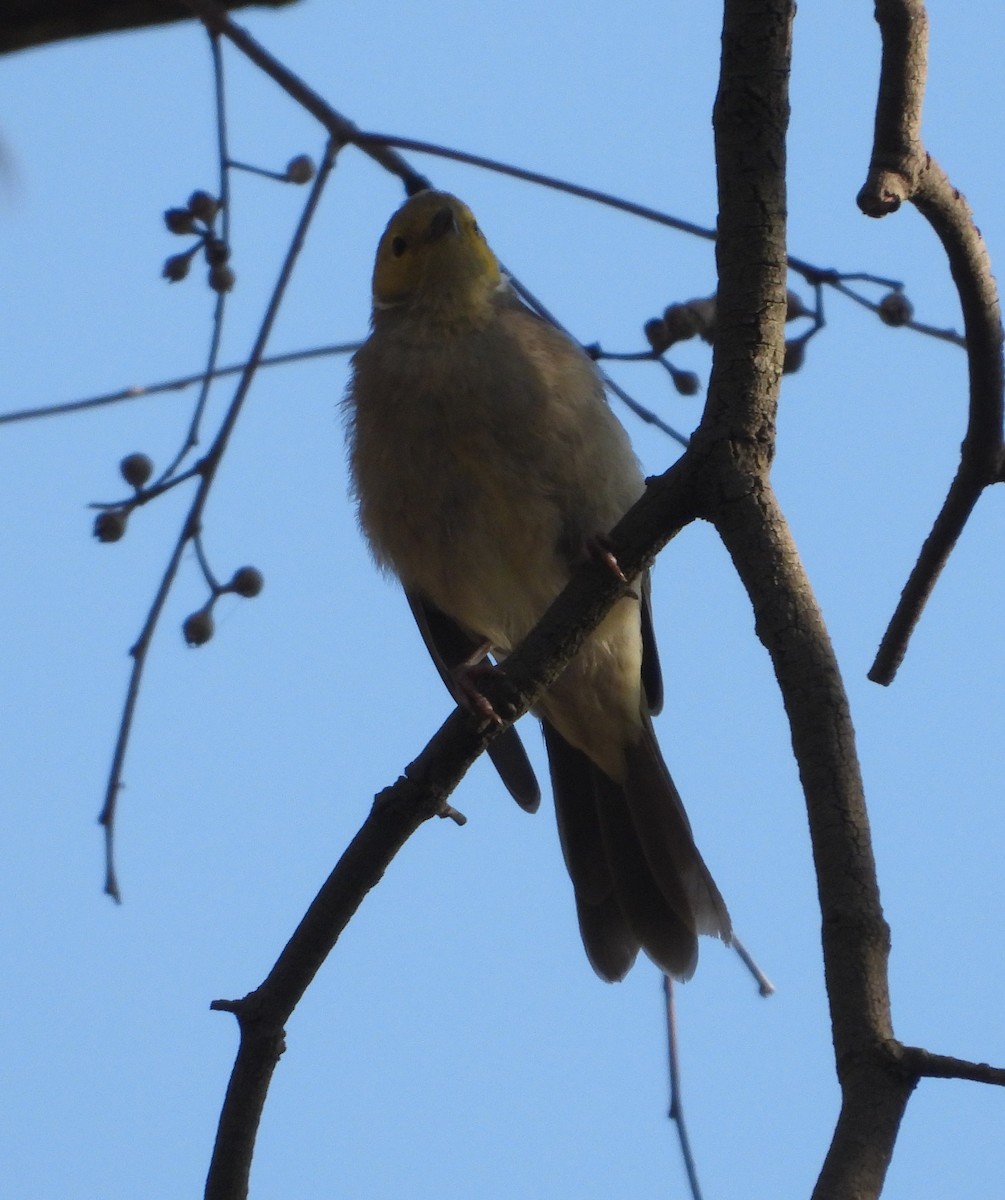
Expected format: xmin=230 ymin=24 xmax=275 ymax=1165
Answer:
xmin=861 ymin=0 xmax=1005 ymax=684
xmin=1 ymin=0 xmax=297 ymax=56
xmin=702 ymin=4 xmax=925 ymax=1198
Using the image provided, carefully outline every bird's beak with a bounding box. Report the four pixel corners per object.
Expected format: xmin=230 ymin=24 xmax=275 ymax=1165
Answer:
xmin=428 ymin=206 xmax=459 ymax=241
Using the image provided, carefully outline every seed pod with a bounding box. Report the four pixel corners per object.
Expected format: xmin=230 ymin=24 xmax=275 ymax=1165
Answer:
xmin=164 ymin=207 xmax=196 ymax=235
xmin=162 ymin=253 xmax=191 ymax=283
xmin=683 ymin=297 xmax=717 ymax=342
xmin=208 ymin=264 xmax=236 ymax=294
xmin=183 ymin=609 xmax=214 ymax=647
xmin=120 ymin=453 xmax=154 ymax=489
xmin=662 ymin=303 xmax=703 ymax=345
xmin=94 ymin=509 xmax=128 ymax=543
xmin=285 ymin=155 xmax=316 ymax=184
xmin=877 ymin=291 xmax=914 ymax=327
xmin=672 ymin=369 xmax=700 ymax=396
xmin=229 ymin=566 xmax=264 ymax=598
xmin=187 ymin=190 xmax=220 ymax=223
xmin=204 ymin=237 xmax=230 ymax=266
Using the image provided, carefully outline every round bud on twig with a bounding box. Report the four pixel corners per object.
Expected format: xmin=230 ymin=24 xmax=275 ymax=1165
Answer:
xmin=877 ymin=291 xmax=914 ymax=327
xmin=164 ymin=207 xmax=196 ymax=235
xmin=229 ymin=566 xmax=264 ymax=598
xmin=187 ymin=190 xmax=220 ymax=224
xmin=208 ymin=265 xmax=236 ymax=294
xmin=644 ymin=318 xmax=669 ymax=354
xmin=285 ymin=155 xmax=316 ymax=184
xmin=94 ymin=509 xmax=128 ymax=543
xmin=183 ymin=609 xmax=214 ymax=647
xmin=671 ymin=369 xmax=701 ymax=396
xmin=120 ymin=453 xmax=154 ymax=489
xmin=162 ymin=253 xmax=191 ymax=283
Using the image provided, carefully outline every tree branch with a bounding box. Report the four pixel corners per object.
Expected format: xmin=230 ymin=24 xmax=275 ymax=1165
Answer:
xmin=862 ymin=0 xmax=1005 ymax=685
xmin=203 ymin=448 xmax=704 ymax=1197
xmin=900 ymin=1045 xmax=1005 ymax=1088
xmin=1 ymin=0 xmax=298 ymax=56
xmin=183 ymin=0 xmax=431 ymax=195
xmin=702 ymin=4 xmax=927 ymax=1198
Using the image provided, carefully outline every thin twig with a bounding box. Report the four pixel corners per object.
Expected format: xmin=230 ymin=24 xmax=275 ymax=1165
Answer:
xmin=357 ymin=130 xmax=719 ymax=244
xmin=357 ymin=131 xmax=968 ymax=352
xmin=90 ymin=463 xmax=201 ymax=512
xmin=98 ymin=138 xmax=339 ymax=901
xmin=0 ymin=343 xmax=360 ymax=426
xmin=663 ymin=976 xmax=704 ymax=1200
xmin=183 ymin=0 xmax=430 ymax=195
xmin=193 ymin=531 xmax=222 ymax=592
xmin=159 ymin=30 xmax=232 ymax=482
xmin=731 ymin=935 xmax=776 ymax=997
xmin=228 ymin=159 xmax=289 ymax=182
xmin=505 ymin=272 xmax=691 ymax=446
xmin=828 ymin=278 xmax=965 ymax=346
xmin=604 ymin=375 xmax=689 ymax=447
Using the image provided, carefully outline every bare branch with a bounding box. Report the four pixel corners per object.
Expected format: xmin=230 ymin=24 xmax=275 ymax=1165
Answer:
xmin=183 ymin=0 xmax=431 ymax=194
xmin=663 ymin=977 xmax=705 ymax=1200
xmin=861 ymin=0 xmax=1005 ymax=685
xmin=900 ymin=1046 xmax=1005 ymax=1088
xmin=703 ymin=4 xmax=927 ymax=1197
xmin=0 ymin=344 xmax=360 ymax=427
xmin=857 ymin=0 xmax=929 ymax=216
xmin=160 ymin=29 xmax=232 ymax=482
xmin=731 ymin=936 xmax=776 ymax=998
xmin=0 ymin=0 xmax=299 ymax=56
xmin=99 ymin=138 xmax=339 ymax=900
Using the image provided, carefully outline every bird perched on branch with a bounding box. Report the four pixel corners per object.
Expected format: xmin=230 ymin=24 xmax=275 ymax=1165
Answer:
xmin=345 ymin=190 xmax=729 ymax=980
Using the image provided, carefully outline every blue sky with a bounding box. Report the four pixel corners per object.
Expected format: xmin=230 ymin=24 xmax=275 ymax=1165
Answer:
xmin=2 ymin=3 xmax=1003 ymax=1197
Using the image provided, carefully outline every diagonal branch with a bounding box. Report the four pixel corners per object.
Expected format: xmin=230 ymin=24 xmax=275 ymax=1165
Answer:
xmin=203 ymin=450 xmax=703 ymax=1199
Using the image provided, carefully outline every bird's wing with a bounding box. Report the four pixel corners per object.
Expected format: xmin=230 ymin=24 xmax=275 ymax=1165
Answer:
xmin=405 ymin=590 xmax=541 ymax=813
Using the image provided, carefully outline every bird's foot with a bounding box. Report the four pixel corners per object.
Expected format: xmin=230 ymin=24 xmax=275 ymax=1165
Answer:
xmin=451 ymin=645 xmax=505 ymax=726
xmin=586 ymin=535 xmax=639 ymax=599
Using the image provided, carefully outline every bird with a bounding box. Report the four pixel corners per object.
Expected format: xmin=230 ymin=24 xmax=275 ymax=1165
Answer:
xmin=344 ymin=190 xmax=730 ymax=981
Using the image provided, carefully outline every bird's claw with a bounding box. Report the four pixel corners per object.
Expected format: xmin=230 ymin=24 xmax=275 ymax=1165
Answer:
xmin=587 ymin=535 xmax=639 ymax=599
xmin=452 ymin=651 xmax=505 ymax=726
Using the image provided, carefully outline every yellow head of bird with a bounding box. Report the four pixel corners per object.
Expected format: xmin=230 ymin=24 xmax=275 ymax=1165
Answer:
xmin=371 ymin=191 xmax=502 ymax=314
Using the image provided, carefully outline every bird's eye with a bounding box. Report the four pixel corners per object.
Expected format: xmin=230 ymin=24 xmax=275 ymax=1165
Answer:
xmin=391 ymin=236 xmax=407 ymax=257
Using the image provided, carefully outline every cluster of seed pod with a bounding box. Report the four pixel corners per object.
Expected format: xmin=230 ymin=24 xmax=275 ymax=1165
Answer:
xmin=162 ymin=190 xmax=235 ymax=294
xmin=93 ymin=453 xmax=263 ymax=646
xmin=642 ymin=288 xmax=828 ymax=379
xmin=644 ymin=295 xmax=719 ymax=356
xmin=181 ymin=564 xmax=264 ymax=647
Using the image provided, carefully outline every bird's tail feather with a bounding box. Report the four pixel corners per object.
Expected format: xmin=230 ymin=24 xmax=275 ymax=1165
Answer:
xmin=544 ymin=720 xmax=729 ymax=982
